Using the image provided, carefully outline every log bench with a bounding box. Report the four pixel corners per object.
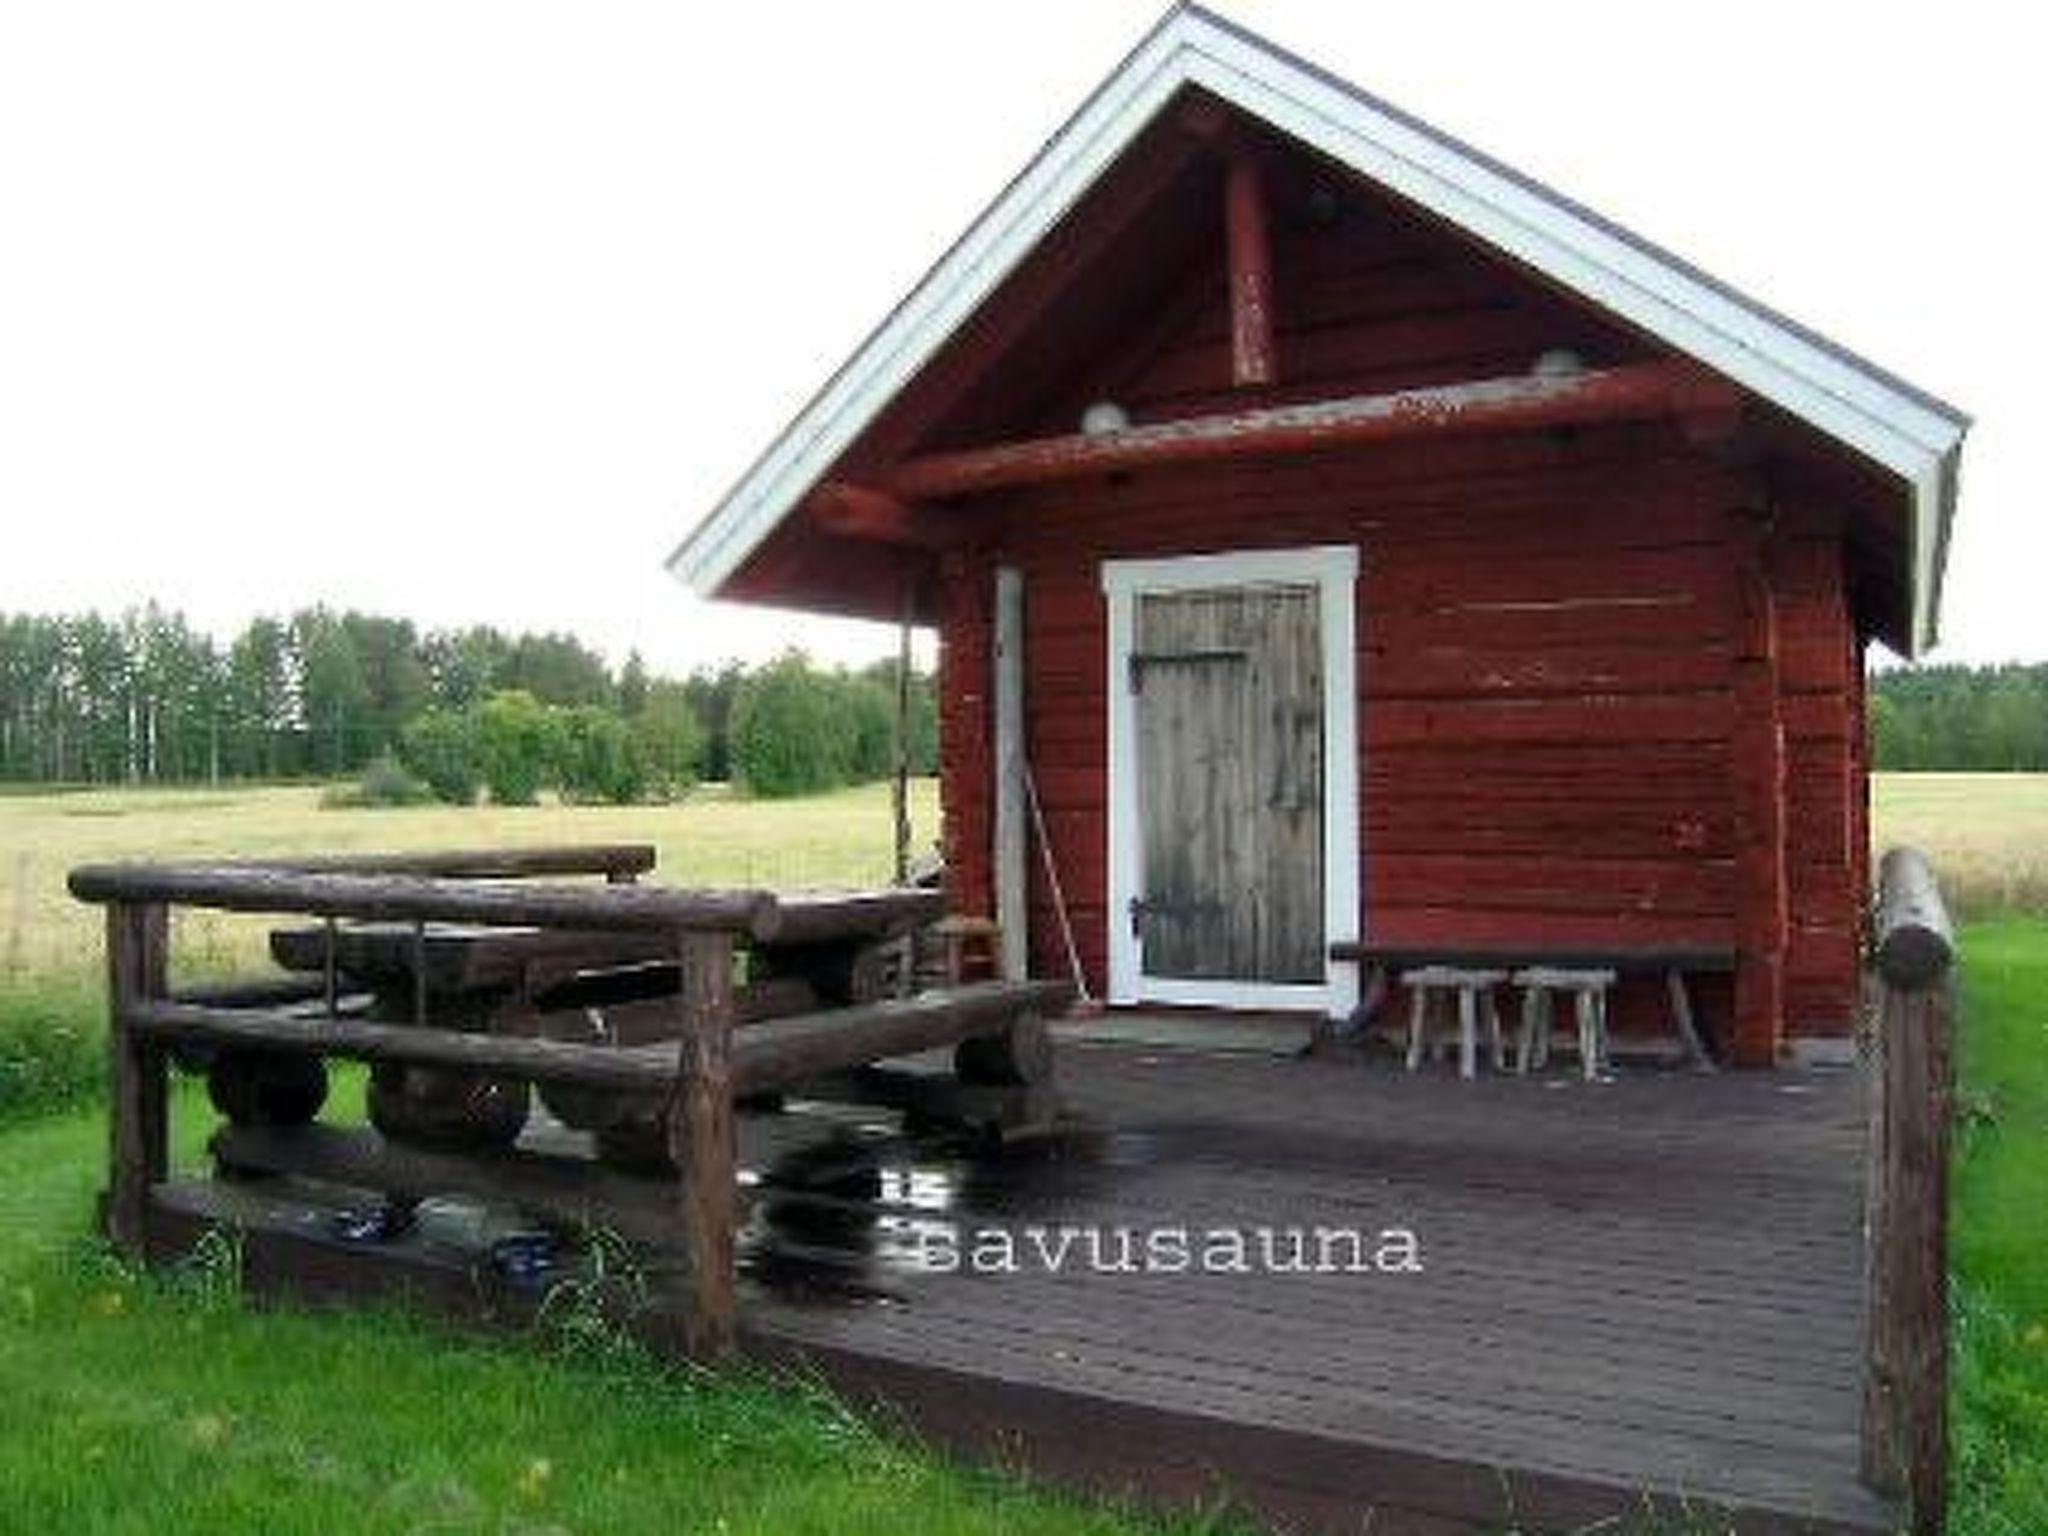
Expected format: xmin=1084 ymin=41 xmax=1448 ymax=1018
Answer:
xmin=1331 ymin=941 xmax=1730 ymax=1068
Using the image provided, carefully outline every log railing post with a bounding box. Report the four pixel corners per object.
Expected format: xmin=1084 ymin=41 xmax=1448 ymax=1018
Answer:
xmin=669 ymin=928 xmax=738 ymax=1358
xmin=105 ymin=900 xmax=170 ymax=1254
xmin=1863 ymin=845 xmax=1955 ymax=1534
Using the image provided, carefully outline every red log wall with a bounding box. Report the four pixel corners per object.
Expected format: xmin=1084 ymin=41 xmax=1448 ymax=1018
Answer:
xmin=936 ymin=423 xmax=1867 ymax=1052
xmin=919 ymin=122 xmax=1867 ymax=1054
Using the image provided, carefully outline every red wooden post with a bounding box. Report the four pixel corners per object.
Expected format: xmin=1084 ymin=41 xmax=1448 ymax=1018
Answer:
xmin=669 ymin=929 xmax=738 ymax=1358
xmin=106 ymin=901 xmax=170 ymax=1254
xmin=1225 ymin=155 xmax=1276 ymax=387
xmin=1729 ymin=505 xmax=1788 ymax=1065
xmin=938 ymin=547 xmax=997 ymax=924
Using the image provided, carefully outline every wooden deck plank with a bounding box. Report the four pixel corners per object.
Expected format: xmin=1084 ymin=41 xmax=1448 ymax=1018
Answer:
xmin=755 ymin=1304 xmax=1872 ymax=1516
xmin=139 ymin=1037 xmax=1889 ymax=1535
xmin=742 ymin=1044 xmax=1887 ymax=1532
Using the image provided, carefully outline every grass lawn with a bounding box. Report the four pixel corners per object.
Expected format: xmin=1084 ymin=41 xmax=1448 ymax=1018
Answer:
xmin=0 ymin=1095 xmax=1173 ymax=1536
xmin=0 ymin=774 xmax=2043 ymax=1532
xmin=1949 ymin=920 xmax=2048 ymax=1534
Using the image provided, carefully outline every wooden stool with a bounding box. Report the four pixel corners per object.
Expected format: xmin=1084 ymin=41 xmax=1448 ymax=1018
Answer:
xmin=921 ymin=915 xmax=1004 ymax=987
xmin=1512 ymin=967 xmax=1617 ymax=1080
xmin=1401 ymin=967 xmax=1507 ymax=1079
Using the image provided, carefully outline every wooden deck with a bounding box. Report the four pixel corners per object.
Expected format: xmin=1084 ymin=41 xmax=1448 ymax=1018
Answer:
xmin=147 ymin=1039 xmax=1891 ymax=1535
xmin=740 ymin=1041 xmax=1890 ymax=1534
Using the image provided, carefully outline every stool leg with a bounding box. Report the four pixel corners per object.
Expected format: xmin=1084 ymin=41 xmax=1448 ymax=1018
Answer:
xmin=1576 ymin=990 xmax=1598 ymax=1082
xmin=1593 ymin=989 xmax=1610 ymax=1077
xmin=1534 ymin=989 xmax=1554 ymax=1070
xmin=1486 ymin=991 xmax=1506 ymax=1072
xmin=1405 ymin=986 xmax=1427 ymax=1072
xmin=1515 ymin=987 xmax=1538 ymax=1073
xmin=1457 ymin=988 xmax=1477 ymax=1080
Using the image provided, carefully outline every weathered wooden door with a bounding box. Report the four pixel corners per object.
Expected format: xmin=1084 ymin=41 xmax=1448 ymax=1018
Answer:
xmin=1132 ymin=583 xmax=1324 ymax=983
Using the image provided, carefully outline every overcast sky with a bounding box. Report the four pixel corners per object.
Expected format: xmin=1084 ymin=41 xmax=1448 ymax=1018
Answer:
xmin=0 ymin=2 xmax=2030 ymax=673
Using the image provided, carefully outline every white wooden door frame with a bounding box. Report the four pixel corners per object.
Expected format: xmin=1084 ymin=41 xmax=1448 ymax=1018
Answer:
xmin=1102 ymin=545 xmax=1361 ymax=1017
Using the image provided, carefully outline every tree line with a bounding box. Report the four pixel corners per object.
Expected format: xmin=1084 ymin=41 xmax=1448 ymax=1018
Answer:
xmin=1869 ymin=663 xmax=2048 ymax=771
xmin=0 ymin=607 xmax=936 ymax=800
xmin=12 ymin=605 xmax=2035 ymax=789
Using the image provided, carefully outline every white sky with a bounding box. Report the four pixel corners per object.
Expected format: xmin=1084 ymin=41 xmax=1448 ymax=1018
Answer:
xmin=0 ymin=2 xmax=2032 ymax=673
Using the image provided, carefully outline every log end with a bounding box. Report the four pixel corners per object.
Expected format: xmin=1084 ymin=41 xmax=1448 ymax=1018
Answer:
xmin=1874 ymin=847 xmax=1956 ymax=990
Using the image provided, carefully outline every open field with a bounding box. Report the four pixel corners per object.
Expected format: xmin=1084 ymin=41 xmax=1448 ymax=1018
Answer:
xmin=0 ymin=779 xmax=941 ymax=981
xmin=1871 ymin=773 xmax=2048 ymax=918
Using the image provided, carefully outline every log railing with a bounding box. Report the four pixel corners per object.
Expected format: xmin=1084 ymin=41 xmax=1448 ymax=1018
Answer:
xmin=225 ymin=844 xmax=659 ymax=883
xmin=68 ymin=852 xmax=969 ymax=1359
xmin=1863 ymin=845 xmax=1955 ymax=1534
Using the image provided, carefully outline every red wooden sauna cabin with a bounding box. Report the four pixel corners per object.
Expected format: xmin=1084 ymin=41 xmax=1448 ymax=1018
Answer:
xmin=670 ymin=6 xmax=1967 ymax=1067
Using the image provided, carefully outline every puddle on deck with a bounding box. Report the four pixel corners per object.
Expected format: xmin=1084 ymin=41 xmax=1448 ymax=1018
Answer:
xmin=737 ymin=1104 xmax=1148 ymax=1304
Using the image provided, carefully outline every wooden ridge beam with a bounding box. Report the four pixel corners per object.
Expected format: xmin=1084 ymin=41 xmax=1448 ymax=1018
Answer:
xmin=1224 ymin=155 xmax=1276 ymax=387
xmin=884 ymin=361 xmax=1740 ymax=501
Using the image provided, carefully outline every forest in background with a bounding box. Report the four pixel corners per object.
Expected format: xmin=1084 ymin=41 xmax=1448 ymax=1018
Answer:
xmin=1867 ymin=663 xmax=2048 ymax=771
xmin=0 ymin=607 xmax=935 ymax=801
xmin=3 ymin=607 xmax=2044 ymax=790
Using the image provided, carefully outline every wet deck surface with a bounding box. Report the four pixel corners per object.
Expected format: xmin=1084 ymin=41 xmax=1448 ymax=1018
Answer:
xmin=738 ymin=1040 xmax=1890 ymax=1533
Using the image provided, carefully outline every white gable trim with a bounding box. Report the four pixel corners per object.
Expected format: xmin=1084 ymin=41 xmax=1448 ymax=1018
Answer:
xmin=669 ymin=5 xmax=1966 ymax=652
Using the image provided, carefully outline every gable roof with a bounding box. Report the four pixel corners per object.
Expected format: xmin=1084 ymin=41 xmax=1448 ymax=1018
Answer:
xmin=668 ymin=3 xmax=1968 ymax=654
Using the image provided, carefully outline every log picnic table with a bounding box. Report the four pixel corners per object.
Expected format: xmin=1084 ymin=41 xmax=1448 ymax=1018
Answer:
xmin=260 ymin=889 xmax=1012 ymax=1158
xmin=68 ymin=846 xmax=1069 ymax=1356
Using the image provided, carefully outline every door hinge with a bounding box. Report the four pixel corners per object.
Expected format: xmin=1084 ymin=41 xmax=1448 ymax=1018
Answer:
xmin=1126 ymin=646 xmax=1249 ymax=693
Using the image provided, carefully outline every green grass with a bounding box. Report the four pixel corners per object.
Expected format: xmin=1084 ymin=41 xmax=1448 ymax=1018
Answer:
xmin=0 ymin=1097 xmax=1191 ymax=1536
xmin=0 ymin=972 xmax=99 ymax=1123
xmin=1950 ymin=920 xmax=2048 ymax=1534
